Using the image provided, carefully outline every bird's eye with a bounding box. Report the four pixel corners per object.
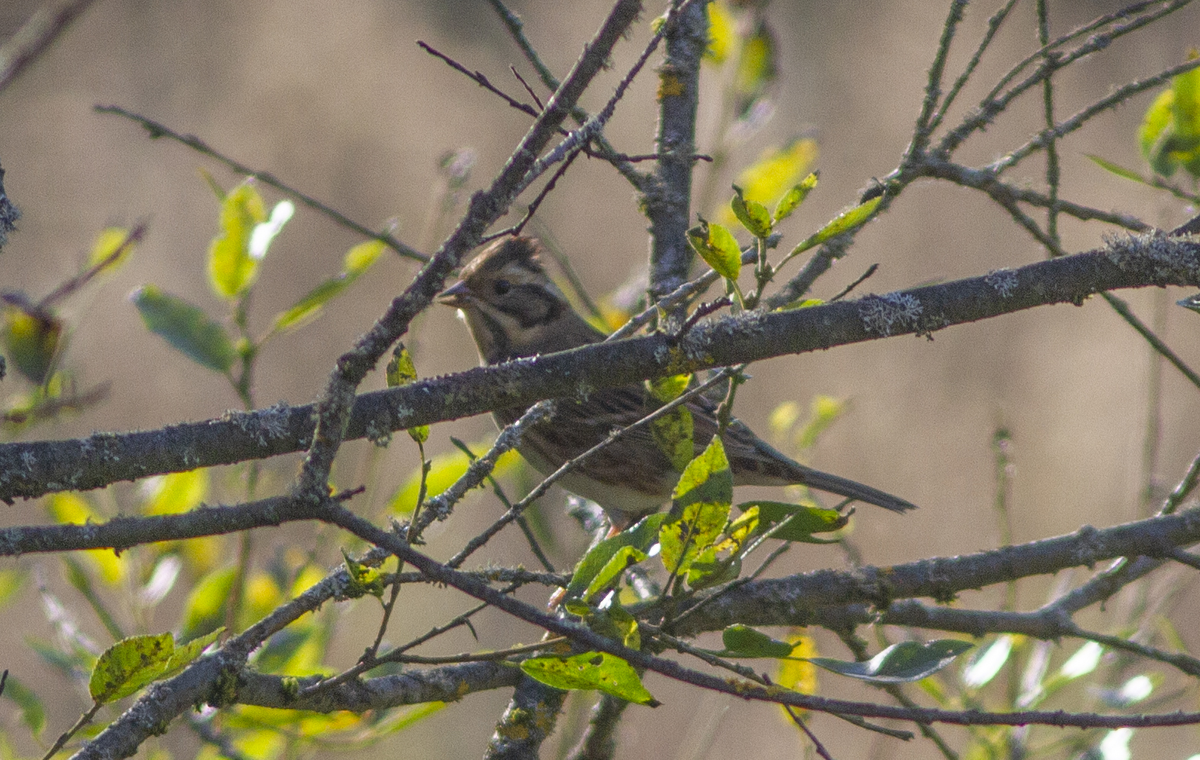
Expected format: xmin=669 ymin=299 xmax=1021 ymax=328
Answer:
xmin=493 ymin=279 xmax=512 ymax=296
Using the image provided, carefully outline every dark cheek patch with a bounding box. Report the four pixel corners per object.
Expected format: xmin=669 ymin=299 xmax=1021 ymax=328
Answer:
xmin=500 ymin=285 xmax=564 ymax=329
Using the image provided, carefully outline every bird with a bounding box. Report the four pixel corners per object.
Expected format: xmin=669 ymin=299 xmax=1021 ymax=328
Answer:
xmin=437 ymin=236 xmax=916 ymax=529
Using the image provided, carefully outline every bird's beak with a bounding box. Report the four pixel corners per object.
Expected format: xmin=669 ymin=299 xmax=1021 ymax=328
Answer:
xmin=436 ymin=281 xmax=471 ymax=307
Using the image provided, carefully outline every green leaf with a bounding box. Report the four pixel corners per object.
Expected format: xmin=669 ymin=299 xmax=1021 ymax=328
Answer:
xmin=730 ymin=185 xmax=772 ymax=238
xmin=131 ymin=285 xmax=235 ymax=373
xmin=180 ymin=566 xmax=237 ymax=641
xmin=583 ymin=546 xmax=649 ymax=601
xmin=686 ymin=218 xmax=742 ymax=281
xmin=207 ymin=181 xmax=267 ymax=299
xmin=606 ymin=606 xmax=641 ymax=650
xmin=521 ymin=652 xmax=659 ymax=706
xmin=565 ymin=514 xmax=666 ymax=601
xmin=268 ymin=239 xmax=385 ymax=333
xmin=1 ymin=301 xmax=62 ymax=385
xmin=645 ymin=374 xmax=696 ymax=471
xmin=773 ymin=173 xmax=818 ymax=223
xmin=721 ymin=624 xmax=796 ymax=658
xmin=734 ymin=501 xmax=848 ymax=543
xmin=788 ymin=196 xmax=882 ymax=258
xmin=684 ymin=546 xmax=741 ymax=589
xmin=1 ymin=674 xmax=46 ymax=736
xmin=89 ymin=633 xmax=175 ymax=703
xmin=578 ymin=604 xmax=643 ymax=650
xmin=809 ymin=640 xmax=973 ymax=684
xmin=386 ymin=344 xmax=429 ymax=442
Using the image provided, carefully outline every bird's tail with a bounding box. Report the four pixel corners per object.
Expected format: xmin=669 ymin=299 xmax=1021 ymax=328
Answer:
xmin=789 ymin=464 xmax=917 ymax=513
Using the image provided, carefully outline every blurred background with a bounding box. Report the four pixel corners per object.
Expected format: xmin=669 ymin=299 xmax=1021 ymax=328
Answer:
xmin=1 ymin=0 xmax=1199 ymax=757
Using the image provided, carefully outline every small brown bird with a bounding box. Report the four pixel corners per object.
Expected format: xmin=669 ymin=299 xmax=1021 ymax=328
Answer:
xmin=437 ymin=236 xmax=916 ymax=528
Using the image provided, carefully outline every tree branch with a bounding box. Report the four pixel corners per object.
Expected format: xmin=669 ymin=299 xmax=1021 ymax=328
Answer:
xmin=3 ymin=236 xmax=1197 ymax=503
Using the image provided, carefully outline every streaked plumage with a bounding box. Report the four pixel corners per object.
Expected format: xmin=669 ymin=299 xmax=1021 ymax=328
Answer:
xmin=438 ymin=236 xmax=916 ymax=527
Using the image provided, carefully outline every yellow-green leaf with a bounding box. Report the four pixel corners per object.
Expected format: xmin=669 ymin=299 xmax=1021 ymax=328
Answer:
xmin=704 ymin=1 xmax=735 ymax=63
xmin=735 ymin=501 xmax=848 ymax=543
xmin=49 ymin=493 xmax=125 ymax=583
xmin=207 ymin=181 xmax=266 ymax=299
xmin=341 ymin=549 xmax=385 ymax=598
xmin=796 ymin=395 xmax=847 ymax=451
xmin=788 ymin=196 xmax=882 ymax=258
xmin=162 ymin=629 xmax=223 ymax=680
xmin=389 ymin=444 xmax=520 ymax=514
xmin=730 ymin=185 xmax=772 ymax=238
xmin=732 ymin=139 xmax=818 ymax=212
xmin=1 ymin=301 xmax=62 ymax=385
xmin=672 ymin=436 xmax=733 ymax=509
xmin=733 ymin=19 xmax=777 ymax=117
xmin=686 ymin=218 xmax=741 ymax=280
xmin=521 ymin=652 xmax=659 ymax=706
xmin=143 ymin=470 xmax=209 ymax=516
xmin=89 ymin=633 xmax=175 ymax=703
xmin=268 ymin=238 xmax=385 ymax=334
xmin=386 ymin=344 xmax=429 ymax=443
xmin=88 ymin=227 xmax=139 ymax=271
xmin=776 ymin=633 xmax=818 ymax=720
xmin=386 ymin=345 xmax=418 ymax=387
xmin=773 ymin=172 xmax=819 ymax=223
xmin=662 ymin=438 xmax=733 ymax=575
xmin=648 ymin=373 xmax=691 ymax=402
xmin=345 ymin=239 xmax=385 ymax=274
xmin=651 ymin=406 xmax=694 ymax=472
xmin=1139 ymin=52 xmax=1200 ymax=178
xmin=0 ymin=568 xmax=26 ymax=610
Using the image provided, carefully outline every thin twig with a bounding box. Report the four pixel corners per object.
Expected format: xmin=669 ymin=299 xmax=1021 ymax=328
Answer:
xmin=94 ymin=105 xmax=428 ymax=262
xmin=0 ymin=0 xmax=98 ymax=93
